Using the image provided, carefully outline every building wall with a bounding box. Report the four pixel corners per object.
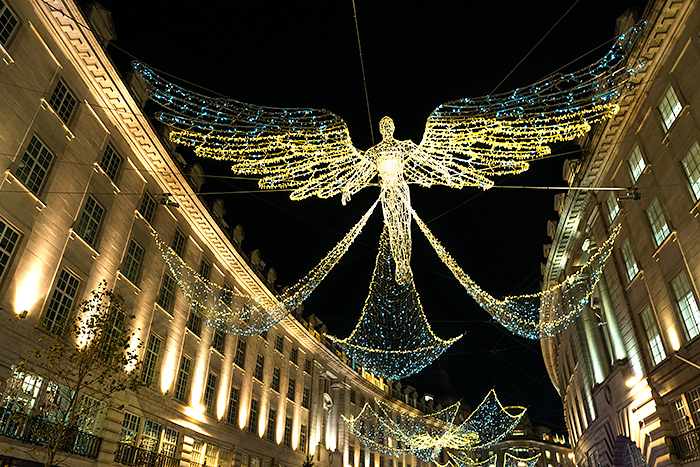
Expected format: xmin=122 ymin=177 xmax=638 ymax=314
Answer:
xmin=0 ymin=2 xmax=438 ymax=467
xmin=541 ymin=2 xmax=700 ymax=467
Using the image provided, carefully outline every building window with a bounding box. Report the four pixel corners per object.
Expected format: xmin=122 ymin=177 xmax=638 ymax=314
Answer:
xmin=204 ymin=373 xmax=218 ymax=415
xmin=304 ymin=358 xmax=311 ymax=374
xmin=253 ymin=355 xmax=264 ymax=381
xmin=640 ymin=306 xmax=666 ymax=365
xmin=620 ymin=239 xmax=639 ymax=282
xmin=234 ymin=339 xmax=246 ymax=368
xmin=628 ymin=145 xmax=646 ymax=182
xmin=186 ymin=309 xmax=202 ymax=336
xmin=302 ymin=387 xmax=310 ymax=409
xmin=15 ymin=135 xmax=54 ymax=196
xmin=48 ymin=80 xmax=77 ymax=124
xmin=157 ymin=272 xmax=177 ymax=313
xmin=227 ymin=386 xmax=239 ymax=425
xmin=672 ymin=271 xmax=700 ymax=339
xmin=199 ymin=259 xmax=210 ymax=279
xmin=42 ymin=269 xmax=80 ymax=334
xmin=248 ymin=398 xmax=258 ymax=433
xmin=271 ymin=367 xmax=280 ymax=392
xmin=212 ymin=329 xmax=225 ymax=354
xmin=645 ymin=198 xmax=671 ymax=248
xmin=687 ymin=386 xmax=700 ymax=426
xmin=283 ymin=416 xmax=292 ymax=447
xmin=161 ymin=427 xmax=179 ymax=457
xmin=668 ymin=396 xmax=693 ymax=435
xmin=0 ymin=218 xmax=20 ymax=283
xmin=74 ymin=195 xmax=105 ymax=246
xmin=266 ymin=408 xmax=276 ymax=441
xmin=606 ymin=192 xmax=619 ymax=222
xmin=141 ymin=334 xmax=162 ymax=385
xmin=0 ymin=1 xmax=19 ymax=46
xmin=172 ymin=229 xmax=186 ymax=258
xmin=300 ymin=424 xmax=307 ymax=453
xmin=140 ymin=419 xmax=162 ymax=451
xmin=122 ymin=239 xmax=144 ymax=284
xmin=287 ymin=377 xmax=296 ymax=401
xmin=119 ymin=411 xmax=142 ymax=445
xmin=350 ymin=389 xmax=356 ymax=404
xmin=275 ymin=335 xmax=284 ymax=353
xmin=659 ymin=86 xmax=683 ymax=132
xmin=139 ymin=192 xmax=156 ymax=224
xmin=174 ymin=355 xmax=191 ymax=402
xmin=99 ymin=144 xmax=122 ymax=182
xmin=682 ymin=141 xmax=700 ymax=202
xmin=290 ymin=347 xmax=298 ymax=365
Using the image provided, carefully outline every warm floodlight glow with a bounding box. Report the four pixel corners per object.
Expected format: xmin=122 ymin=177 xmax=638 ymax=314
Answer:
xmin=184 ymin=405 xmax=206 ymax=423
xmin=14 ymin=267 xmax=43 ymax=316
xmin=626 ymin=376 xmax=641 ymax=388
xmin=160 ymin=355 xmax=177 ymax=395
xmin=669 ymin=329 xmax=681 ymax=351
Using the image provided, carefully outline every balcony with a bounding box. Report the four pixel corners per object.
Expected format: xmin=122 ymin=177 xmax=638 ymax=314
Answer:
xmin=0 ymin=408 xmax=101 ymax=459
xmin=672 ymin=427 xmax=700 ymax=462
xmin=115 ymin=442 xmax=179 ymax=467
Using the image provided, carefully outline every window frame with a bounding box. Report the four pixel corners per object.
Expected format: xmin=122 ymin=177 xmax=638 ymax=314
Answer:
xmin=234 ymin=339 xmax=246 ymax=368
xmin=14 ymin=135 xmax=55 ymax=197
xmin=671 ymin=271 xmax=700 ymax=340
xmin=48 ymin=79 xmax=78 ymax=126
xmin=174 ymin=354 xmax=192 ymax=402
xmin=645 ymin=198 xmax=671 ymax=248
xmin=226 ymin=385 xmax=239 ymax=425
xmin=658 ymin=85 xmax=683 ymax=132
xmin=0 ymin=217 xmax=20 ymax=285
xmin=203 ymin=372 xmax=218 ymax=415
xmin=140 ymin=333 xmax=162 ymax=385
xmin=253 ymin=354 xmax=264 ymax=381
xmin=628 ymin=145 xmax=647 ymax=182
xmin=287 ymin=377 xmax=296 ymax=401
xmin=620 ymin=239 xmax=640 ymax=283
xmin=605 ymin=191 xmax=620 ymax=222
xmin=640 ymin=305 xmax=666 ymax=365
xmin=99 ymin=143 xmax=123 ymax=183
xmin=74 ymin=195 xmax=105 ymax=247
xmin=171 ymin=229 xmax=186 ymax=258
xmin=681 ymin=141 xmax=700 ymax=202
xmin=156 ymin=271 xmax=177 ymax=313
xmin=122 ymin=238 xmax=144 ymax=285
xmin=138 ymin=191 xmax=157 ymax=224
xmin=0 ymin=0 xmax=20 ymax=48
xmin=271 ymin=367 xmax=280 ymax=392
xmin=42 ymin=268 xmax=81 ymax=335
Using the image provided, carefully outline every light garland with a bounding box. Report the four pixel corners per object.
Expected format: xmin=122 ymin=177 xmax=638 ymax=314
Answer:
xmin=412 ymin=210 xmax=621 ymax=339
xmin=446 ymin=453 xmax=497 ymax=467
xmin=326 ymin=227 xmax=462 ymax=379
xmin=145 ymin=201 xmax=377 ymax=335
xmin=342 ymin=389 xmax=525 ymax=463
xmin=132 ymin=22 xmax=644 ymax=285
xmin=504 ymin=453 xmax=542 ymax=467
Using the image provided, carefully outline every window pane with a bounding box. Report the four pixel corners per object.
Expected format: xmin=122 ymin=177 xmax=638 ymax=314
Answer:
xmin=606 ymin=192 xmax=619 ymax=221
xmin=139 ymin=192 xmax=156 ymax=223
xmin=15 ymin=136 xmax=54 ymax=195
xmin=141 ymin=334 xmax=162 ymax=385
xmin=100 ymin=144 xmax=123 ymax=182
xmin=172 ymin=229 xmax=186 ymax=257
xmin=75 ymin=195 xmax=105 ymax=246
xmin=157 ymin=273 xmax=177 ymax=312
xmin=174 ymin=355 xmax=192 ymax=402
xmin=43 ymin=269 xmax=80 ymax=334
xmin=48 ymin=80 xmax=77 ymax=124
xmin=620 ymin=239 xmax=639 ymax=282
xmin=682 ymin=141 xmax=700 ymax=201
xmin=628 ymin=145 xmax=646 ymax=182
xmin=640 ymin=306 xmax=666 ymax=365
xmin=204 ymin=373 xmax=218 ymax=415
xmin=645 ymin=198 xmax=670 ymax=247
xmin=122 ymin=239 xmax=144 ymax=284
xmin=659 ymin=86 xmax=683 ymax=131
xmin=227 ymin=386 xmax=239 ymax=424
xmin=0 ymin=218 xmax=20 ymax=283
xmin=672 ymin=272 xmax=700 ymax=339
xmin=0 ymin=1 xmax=19 ymax=46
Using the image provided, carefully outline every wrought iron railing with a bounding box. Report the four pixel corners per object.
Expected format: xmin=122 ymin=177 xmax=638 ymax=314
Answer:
xmin=114 ymin=442 xmax=179 ymax=467
xmin=672 ymin=427 xmax=700 ymax=462
xmin=0 ymin=408 xmax=101 ymax=459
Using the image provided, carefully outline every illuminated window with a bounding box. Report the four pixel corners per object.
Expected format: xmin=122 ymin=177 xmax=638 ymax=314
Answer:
xmin=141 ymin=334 xmax=162 ymax=385
xmin=0 ymin=1 xmax=19 ymax=46
xmin=283 ymin=416 xmax=292 ymax=447
xmin=0 ymin=218 xmax=20 ymax=284
xmin=157 ymin=272 xmax=176 ymax=313
xmin=140 ymin=419 xmax=162 ymax=451
xmin=672 ymin=271 xmax=700 ymax=339
xmin=161 ymin=427 xmax=179 ymax=457
xmin=204 ymin=373 xmax=218 ymax=415
xmin=287 ymin=377 xmax=296 ymax=401
xmin=234 ymin=339 xmax=246 ymax=367
xmin=138 ymin=191 xmax=156 ymax=224
xmin=620 ymin=239 xmax=639 ymax=282
xmin=304 ymin=358 xmax=311 ymax=374
xmin=659 ymin=86 xmax=683 ymax=132
xmin=43 ymin=269 xmax=80 ymax=334
xmin=645 ymin=198 xmax=670 ymax=248
xmin=271 ymin=367 xmax=280 ymax=392
xmin=687 ymin=386 xmax=700 ymax=426
xmin=248 ymin=398 xmax=258 ymax=433
xmin=48 ymin=80 xmax=77 ymax=124
xmin=212 ymin=329 xmax=225 ymax=354
xmin=275 ymin=335 xmax=284 ymax=353
xmin=640 ymin=306 xmax=666 ymax=365
xmin=302 ymin=387 xmax=310 ymax=408
xmin=119 ymin=411 xmax=141 ymax=445
xmin=15 ymin=135 xmax=54 ymax=195
xmin=266 ymin=408 xmax=276 ymax=441
xmin=187 ymin=309 xmax=202 ymax=336
xmin=74 ymin=195 xmax=104 ymax=246
xmin=174 ymin=355 xmax=191 ymax=402
xmin=290 ymin=347 xmax=298 ymax=365
xmin=3 ymin=368 xmax=43 ymax=412
xmin=205 ymin=443 xmax=220 ymax=467
xmin=668 ymin=397 xmax=692 ymax=435
xmin=226 ymin=386 xmax=239 ymax=424
xmin=76 ymin=395 xmax=104 ymax=435
xmin=254 ymin=355 xmax=264 ymax=381
xmin=300 ymin=424 xmax=307 ymax=453
xmin=682 ymin=141 xmax=700 ymax=201
xmin=99 ymin=144 xmax=122 ymax=182
xmin=122 ymin=239 xmax=144 ymax=284
xmin=199 ymin=259 xmax=210 ymax=279
xmin=172 ymin=229 xmax=186 ymax=258
xmin=606 ymin=192 xmax=620 ymax=221
xmin=628 ymin=146 xmax=646 ymax=182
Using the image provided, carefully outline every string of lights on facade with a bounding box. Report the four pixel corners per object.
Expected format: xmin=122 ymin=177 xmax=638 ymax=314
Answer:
xmin=342 ymin=389 xmax=525 ymax=463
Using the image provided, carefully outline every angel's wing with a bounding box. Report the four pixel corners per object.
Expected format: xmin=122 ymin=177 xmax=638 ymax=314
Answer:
xmin=412 ymin=22 xmax=645 ymax=189
xmin=133 ymin=62 xmax=376 ymax=200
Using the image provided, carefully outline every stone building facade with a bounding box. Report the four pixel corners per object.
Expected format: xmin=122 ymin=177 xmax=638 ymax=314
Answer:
xmin=0 ymin=2 xmax=441 ymax=467
xmin=541 ymin=2 xmax=700 ymax=467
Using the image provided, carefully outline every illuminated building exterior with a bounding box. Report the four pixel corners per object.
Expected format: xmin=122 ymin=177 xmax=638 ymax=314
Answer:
xmin=0 ymin=2 xmax=440 ymax=467
xmin=541 ymin=2 xmax=700 ymax=467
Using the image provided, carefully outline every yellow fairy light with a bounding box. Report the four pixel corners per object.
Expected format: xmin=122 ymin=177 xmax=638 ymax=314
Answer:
xmin=504 ymin=453 xmax=542 ymax=467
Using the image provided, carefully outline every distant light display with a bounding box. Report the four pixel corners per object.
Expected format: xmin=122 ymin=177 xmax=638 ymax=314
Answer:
xmin=343 ymin=389 xmax=525 ymax=462
xmin=504 ymin=453 xmax=542 ymax=467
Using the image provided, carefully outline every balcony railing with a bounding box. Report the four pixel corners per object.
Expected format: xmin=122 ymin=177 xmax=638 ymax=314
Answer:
xmin=672 ymin=427 xmax=700 ymax=462
xmin=115 ymin=442 xmax=179 ymax=467
xmin=0 ymin=408 xmax=101 ymax=459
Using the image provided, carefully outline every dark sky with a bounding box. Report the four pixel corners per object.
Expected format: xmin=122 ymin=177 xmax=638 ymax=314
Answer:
xmin=93 ymin=0 xmax=646 ymax=431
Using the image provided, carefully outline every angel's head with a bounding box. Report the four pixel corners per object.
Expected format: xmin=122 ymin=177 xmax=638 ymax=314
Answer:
xmin=379 ymin=116 xmax=395 ymax=139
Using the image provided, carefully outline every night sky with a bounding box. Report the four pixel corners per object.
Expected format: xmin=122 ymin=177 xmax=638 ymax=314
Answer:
xmin=93 ymin=0 xmax=647 ymax=431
